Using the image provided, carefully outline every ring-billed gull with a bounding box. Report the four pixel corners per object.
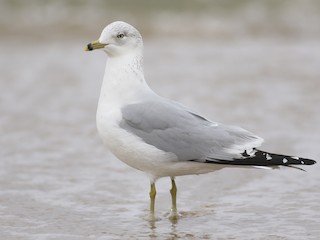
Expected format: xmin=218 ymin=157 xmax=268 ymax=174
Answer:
xmin=85 ymin=21 xmax=316 ymax=220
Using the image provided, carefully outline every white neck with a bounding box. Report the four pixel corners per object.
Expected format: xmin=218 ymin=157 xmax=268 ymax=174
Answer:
xmin=98 ymin=50 xmax=154 ymax=108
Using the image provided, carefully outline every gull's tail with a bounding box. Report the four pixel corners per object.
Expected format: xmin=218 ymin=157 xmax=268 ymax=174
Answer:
xmin=208 ymin=149 xmax=316 ymax=170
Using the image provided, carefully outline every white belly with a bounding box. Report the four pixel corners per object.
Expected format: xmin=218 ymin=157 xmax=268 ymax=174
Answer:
xmin=96 ymin=105 xmax=225 ymax=180
xmin=96 ymin=106 xmax=178 ymax=176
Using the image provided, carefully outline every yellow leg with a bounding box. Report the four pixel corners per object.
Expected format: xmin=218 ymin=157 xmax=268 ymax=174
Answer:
xmin=170 ymin=178 xmax=177 ymax=214
xmin=149 ymin=182 xmax=156 ymax=219
xmin=169 ymin=177 xmax=179 ymax=222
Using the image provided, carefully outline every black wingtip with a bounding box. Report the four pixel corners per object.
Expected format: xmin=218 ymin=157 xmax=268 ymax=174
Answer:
xmin=254 ymin=150 xmax=317 ymax=166
xmin=297 ymin=158 xmax=317 ymax=165
xmin=206 ymin=149 xmax=316 ymax=168
xmin=308 ymin=159 xmax=317 ymax=165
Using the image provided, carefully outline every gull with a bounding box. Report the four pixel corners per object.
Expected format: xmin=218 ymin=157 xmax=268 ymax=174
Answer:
xmin=85 ymin=21 xmax=316 ymax=220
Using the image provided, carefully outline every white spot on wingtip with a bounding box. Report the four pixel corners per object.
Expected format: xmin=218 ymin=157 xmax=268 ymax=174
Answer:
xmin=283 ymin=158 xmax=288 ymax=164
xmin=266 ymin=153 xmax=272 ymax=160
xmin=246 ymin=149 xmax=257 ymax=157
xmin=292 ymin=156 xmax=299 ymax=160
xmin=301 ymin=160 xmax=305 ymax=164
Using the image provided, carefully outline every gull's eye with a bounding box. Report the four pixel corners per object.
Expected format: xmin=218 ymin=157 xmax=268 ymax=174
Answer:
xmin=117 ymin=33 xmax=125 ymax=39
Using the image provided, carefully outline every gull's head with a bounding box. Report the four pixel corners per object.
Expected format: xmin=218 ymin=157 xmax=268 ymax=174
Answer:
xmin=85 ymin=21 xmax=143 ymax=57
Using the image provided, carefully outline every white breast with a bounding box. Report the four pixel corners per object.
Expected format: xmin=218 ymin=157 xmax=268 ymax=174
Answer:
xmin=95 ymin=53 xmax=179 ymax=178
xmin=96 ymin=104 xmax=177 ymax=176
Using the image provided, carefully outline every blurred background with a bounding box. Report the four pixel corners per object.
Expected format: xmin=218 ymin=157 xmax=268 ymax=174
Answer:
xmin=2 ymin=0 xmax=320 ymax=38
xmin=1 ymin=1 xmax=320 ymax=239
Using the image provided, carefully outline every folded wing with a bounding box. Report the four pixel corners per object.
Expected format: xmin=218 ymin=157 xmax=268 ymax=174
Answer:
xmin=120 ymin=99 xmax=263 ymax=162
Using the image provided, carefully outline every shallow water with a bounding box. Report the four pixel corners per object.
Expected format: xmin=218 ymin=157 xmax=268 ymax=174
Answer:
xmin=1 ymin=37 xmax=319 ymax=240
xmin=1 ymin=9 xmax=320 ymax=239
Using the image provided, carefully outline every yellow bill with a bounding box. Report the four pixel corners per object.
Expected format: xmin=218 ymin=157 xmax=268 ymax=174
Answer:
xmin=84 ymin=40 xmax=107 ymax=51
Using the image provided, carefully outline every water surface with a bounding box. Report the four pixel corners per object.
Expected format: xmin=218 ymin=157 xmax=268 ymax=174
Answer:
xmin=1 ymin=2 xmax=320 ymax=239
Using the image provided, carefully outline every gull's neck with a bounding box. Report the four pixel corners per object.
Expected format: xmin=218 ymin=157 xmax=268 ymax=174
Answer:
xmin=99 ymin=50 xmax=154 ymax=107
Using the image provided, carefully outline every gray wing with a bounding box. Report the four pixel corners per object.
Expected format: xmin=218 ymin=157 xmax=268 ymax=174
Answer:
xmin=119 ymin=99 xmax=263 ymax=162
